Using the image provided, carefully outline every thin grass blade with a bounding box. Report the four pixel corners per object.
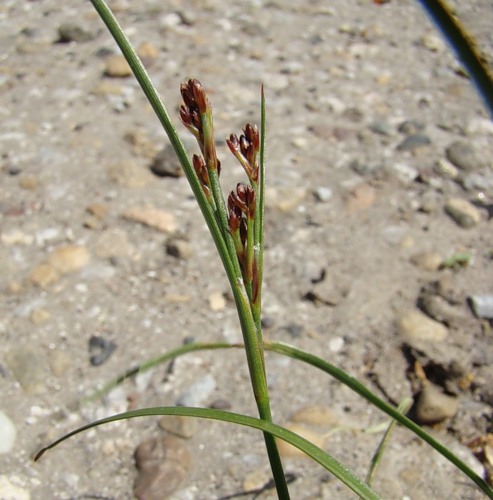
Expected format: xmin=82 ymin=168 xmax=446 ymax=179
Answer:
xmin=417 ymin=0 xmax=493 ymax=116
xmin=81 ymin=341 xmax=493 ymax=497
xmin=35 ymin=406 xmax=381 ymax=500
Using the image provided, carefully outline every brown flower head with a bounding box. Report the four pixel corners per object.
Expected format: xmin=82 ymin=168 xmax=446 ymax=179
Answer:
xmin=226 ymin=123 xmax=259 ymax=183
xmin=228 ymin=183 xmax=255 ymax=219
xmin=179 ymin=79 xmax=211 ymax=141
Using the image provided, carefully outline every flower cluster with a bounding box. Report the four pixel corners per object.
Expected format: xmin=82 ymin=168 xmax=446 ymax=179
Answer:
xmin=180 ymin=79 xmax=262 ymax=308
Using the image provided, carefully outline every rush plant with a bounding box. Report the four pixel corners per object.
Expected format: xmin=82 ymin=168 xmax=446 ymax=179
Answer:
xmin=35 ymin=1 xmax=493 ymax=498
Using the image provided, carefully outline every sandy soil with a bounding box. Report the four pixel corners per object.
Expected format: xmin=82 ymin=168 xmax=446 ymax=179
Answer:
xmin=1 ymin=1 xmax=492 ymax=499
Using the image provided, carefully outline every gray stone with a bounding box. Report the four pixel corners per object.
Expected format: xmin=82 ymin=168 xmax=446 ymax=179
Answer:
xmin=444 ymin=198 xmax=481 ymax=228
xmin=419 ymin=290 xmax=468 ymax=328
xmin=313 ymin=186 xmax=333 ymax=202
xmin=434 ymin=158 xmax=459 ymax=179
xmin=396 ymin=134 xmax=431 ymax=152
xmin=150 ymin=146 xmax=184 ymax=178
xmin=469 ymin=295 xmax=493 ymax=319
xmin=176 ymin=373 xmax=216 ymax=407
xmin=58 ymin=23 xmax=93 ymax=43
xmin=369 ymin=120 xmax=393 ymax=136
xmin=389 ymin=162 xmax=419 ymax=183
xmin=89 ymin=336 xmax=117 ymax=366
xmin=461 ymin=171 xmax=493 ymax=192
xmin=397 ymin=120 xmax=425 ymax=135
xmin=445 ymin=140 xmax=483 ymax=171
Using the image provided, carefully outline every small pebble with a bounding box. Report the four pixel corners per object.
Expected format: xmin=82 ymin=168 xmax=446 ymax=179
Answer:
xmin=284 ymin=323 xmax=303 ymax=338
xmin=122 ymin=206 xmax=177 ymax=233
xmin=137 ymin=42 xmax=159 ymax=67
xmin=166 ymin=239 xmax=193 ymax=260
xmin=5 ymin=347 xmax=49 ymax=394
xmin=415 ymin=384 xmax=458 ymax=424
xmin=398 ymin=120 xmax=425 ymax=135
xmin=397 ymin=309 xmax=448 ymax=342
xmin=19 ymin=175 xmax=40 ymax=190
xmin=28 ymin=263 xmax=59 ymax=288
xmin=313 ymin=187 xmax=333 ymax=202
xmin=291 ymin=405 xmax=346 ymax=426
xmin=89 ymin=335 xmax=117 ymax=366
xmin=434 ymin=158 xmax=459 ymax=179
xmin=328 ymin=336 xmax=344 ymax=353
xmin=0 ymin=412 xmax=16 ymax=453
xmin=444 ymin=198 xmax=481 ymax=228
xmin=134 ymin=436 xmax=190 ymax=500
xmin=466 ymin=117 xmax=493 ymax=136
xmin=150 ymin=146 xmax=184 ymax=178
xmin=261 ymin=316 xmax=275 ymax=329
xmin=57 ymin=23 xmax=93 ymax=43
xmin=396 ymin=134 xmax=431 ymax=152
xmin=208 ymin=291 xmax=226 ymax=311
xmin=445 ymin=140 xmax=483 ymax=172
xmin=276 ymin=422 xmax=325 ymax=458
xmin=461 ymin=171 xmax=493 ymax=192
xmin=158 ymin=415 xmax=197 ymax=439
xmin=369 ymin=120 xmax=393 ymax=136
xmin=209 ymin=399 xmax=231 ymax=410
xmin=104 ymin=55 xmax=132 ymax=77
xmin=410 ymin=252 xmax=443 ymax=271
xmin=47 ymin=245 xmax=90 ymax=274
xmin=468 ymin=295 xmax=493 ymax=319
xmin=420 ymin=33 xmax=446 ymax=52
xmin=176 ymin=373 xmax=216 ymax=407
xmin=389 ymin=162 xmax=418 ymax=183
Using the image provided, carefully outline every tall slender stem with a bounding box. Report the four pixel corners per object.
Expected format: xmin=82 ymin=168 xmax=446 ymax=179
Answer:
xmin=88 ymin=1 xmax=289 ymax=497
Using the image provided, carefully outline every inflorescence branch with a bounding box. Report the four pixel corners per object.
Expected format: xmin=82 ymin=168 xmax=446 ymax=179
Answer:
xmin=180 ymin=79 xmax=262 ymax=314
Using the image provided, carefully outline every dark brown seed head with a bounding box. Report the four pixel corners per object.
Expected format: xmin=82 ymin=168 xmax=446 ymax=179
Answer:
xmin=191 ymin=79 xmax=209 ymax=115
xmin=226 ymin=134 xmax=240 ymax=154
xmin=228 ymin=206 xmax=242 ymax=232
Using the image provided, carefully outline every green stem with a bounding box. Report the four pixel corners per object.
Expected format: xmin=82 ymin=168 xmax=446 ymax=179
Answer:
xmin=366 ymin=397 xmax=413 ymax=486
xmin=252 ymin=87 xmax=266 ymax=331
xmin=88 ymin=3 xmax=288 ymax=495
xmin=85 ymin=341 xmax=493 ymax=498
xmin=245 ymin=215 xmax=255 ymax=300
xmin=87 ymin=0 xmax=235 ymax=285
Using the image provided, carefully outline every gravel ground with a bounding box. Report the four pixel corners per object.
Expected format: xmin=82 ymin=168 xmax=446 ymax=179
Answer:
xmin=1 ymin=1 xmax=492 ymax=499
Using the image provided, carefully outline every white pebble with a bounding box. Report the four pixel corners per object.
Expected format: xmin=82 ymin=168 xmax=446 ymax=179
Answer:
xmin=0 ymin=412 xmax=17 ymax=453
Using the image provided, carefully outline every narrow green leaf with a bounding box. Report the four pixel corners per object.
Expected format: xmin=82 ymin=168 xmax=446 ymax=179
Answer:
xmin=366 ymin=397 xmax=413 ymax=486
xmin=83 ymin=341 xmax=493 ymax=498
xmin=417 ymin=0 xmax=493 ymax=116
xmin=267 ymin=342 xmax=493 ymax=498
xmin=252 ymin=85 xmax=266 ymax=333
xmin=35 ymin=406 xmax=381 ymax=500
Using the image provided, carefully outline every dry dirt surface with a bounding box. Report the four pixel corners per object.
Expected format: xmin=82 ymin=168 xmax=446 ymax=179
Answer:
xmin=1 ymin=1 xmax=493 ymax=499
